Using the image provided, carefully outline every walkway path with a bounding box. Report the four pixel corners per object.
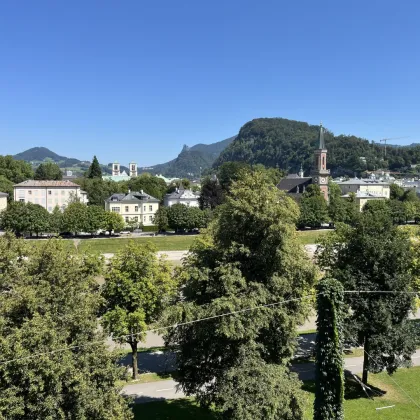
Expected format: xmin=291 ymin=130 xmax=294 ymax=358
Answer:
xmin=122 ymin=350 xmax=420 ymax=403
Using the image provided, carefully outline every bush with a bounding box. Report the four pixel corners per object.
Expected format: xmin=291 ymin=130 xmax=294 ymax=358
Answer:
xmin=142 ymin=225 xmax=158 ymax=232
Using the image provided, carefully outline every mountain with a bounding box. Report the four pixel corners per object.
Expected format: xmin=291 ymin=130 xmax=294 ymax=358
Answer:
xmin=140 ymin=136 xmax=236 ymax=178
xmin=13 ymin=147 xmax=83 ymax=168
xmin=214 ymin=118 xmax=420 ymax=176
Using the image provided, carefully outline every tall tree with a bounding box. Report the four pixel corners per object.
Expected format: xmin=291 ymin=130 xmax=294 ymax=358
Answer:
xmin=199 ymin=177 xmax=224 ymax=210
xmin=62 ymin=202 xmax=88 ymax=235
xmin=104 ymin=211 xmax=125 ymax=235
xmin=298 ymin=184 xmax=329 ymax=228
xmin=317 ymin=211 xmax=418 ymax=384
xmin=0 ymin=235 xmax=132 ymax=419
xmin=86 ymin=205 xmax=106 ymax=235
xmin=34 ymin=162 xmax=63 ymax=180
xmin=154 ymin=206 xmax=169 ymax=232
xmin=167 ymin=203 xmax=190 ymax=232
xmin=101 ymin=243 xmax=176 ymax=379
xmin=87 ymin=155 xmax=103 ymax=178
xmin=163 ymin=171 xmax=315 ymax=413
xmin=314 ymin=278 xmax=345 ymax=420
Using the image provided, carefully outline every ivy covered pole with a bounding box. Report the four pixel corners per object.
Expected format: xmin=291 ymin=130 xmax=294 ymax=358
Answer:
xmin=314 ymin=278 xmax=345 ymax=420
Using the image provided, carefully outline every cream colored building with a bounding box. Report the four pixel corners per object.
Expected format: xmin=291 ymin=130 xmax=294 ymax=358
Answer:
xmin=13 ymin=180 xmax=88 ymax=212
xmin=337 ymin=179 xmax=390 ymax=211
xmin=0 ymin=192 xmax=8 ymax=212
xmin=164 ymin=188 xmax=199 ymax=207
xmin=104 ymin=190 xmax=159 ymax=226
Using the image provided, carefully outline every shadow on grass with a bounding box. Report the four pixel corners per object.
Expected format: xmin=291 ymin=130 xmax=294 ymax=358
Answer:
xmin=302 ymin=370 xmax=387 ymax=401
xmin=132 ymin=398 xmax=217 ymax=420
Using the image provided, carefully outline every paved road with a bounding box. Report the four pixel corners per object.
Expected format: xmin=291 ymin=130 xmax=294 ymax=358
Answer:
xmin=122 ymin=350 xmax=420 ymax=403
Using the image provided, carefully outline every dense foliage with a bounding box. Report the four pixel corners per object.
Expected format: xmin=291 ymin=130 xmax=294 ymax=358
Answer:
xmin=128 ymin=173 xmax=168 ymax=201
xmin=34 ymin=161 xmax=63 ymax=180
xmin=317 ymin=211 xmax=418 ymax=384
xmin=86 ymin=155 xmax=103 ymax=178
xmin=215 ymin=118 xmax=420 ymax=176
xmin=297 ymin=185 xmax=329 ymax=229
xmin=0 ymin=155 xmax=33 ymax=183
xmin=166 ymin=203 xmax=210 ymax=232
xmin=163 ymin=171 xmax=315 ymax=415
xmin=314 ymin=278 xmax=344 ymax=420
xmin=0 ymin=235 xmax=132 ymax=419
xmin=101 ymin=243 xmax=176 ymax=379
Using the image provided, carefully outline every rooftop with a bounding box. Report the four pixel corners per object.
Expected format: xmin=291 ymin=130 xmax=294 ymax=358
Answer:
xmin=165 ymin=188 xmax=199 ymax=199
xmin=0 ymin=191 xmax=8 ymax=197
xmin=106 ymin=190 xmax=160 ymax=203
xmin=14 ymin=180 xmax=81 ymax=188
xmin=337 ymin=178 xmax=390 ymax=186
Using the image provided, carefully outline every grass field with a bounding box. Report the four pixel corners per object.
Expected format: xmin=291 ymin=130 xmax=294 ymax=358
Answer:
xmin=296 ymin=229 xmax=332 ymax=245
xmin=133 ymin=366 xmax=420 ymax=420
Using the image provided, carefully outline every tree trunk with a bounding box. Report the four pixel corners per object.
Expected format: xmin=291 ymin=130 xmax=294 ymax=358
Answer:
xmin=362 ymin=335 xmax=369 ymax=384
xmin=131 ymin=341 xmax=138 ymax=380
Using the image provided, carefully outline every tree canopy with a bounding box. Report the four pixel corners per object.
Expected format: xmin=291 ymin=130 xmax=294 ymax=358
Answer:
xmin=86 ymin=155 xmax=103 ymax=178
xmin=0 ymin=155 xmax=33 ymax=183
xmin=0 ymin=235 xmax=132 ymax=419
xmin=163 ymin=171 xmax=315 ymax=414
xmin=34 ymin=162 xmax=63 ymax=180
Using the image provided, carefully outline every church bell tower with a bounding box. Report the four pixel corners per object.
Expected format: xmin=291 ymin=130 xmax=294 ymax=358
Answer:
xmin=311 ymin=123 xmax=330 ymax=202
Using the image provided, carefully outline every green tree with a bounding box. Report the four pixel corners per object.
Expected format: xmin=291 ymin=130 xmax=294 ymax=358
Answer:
xmin=0 ymin=155 xmax=33 ymax=183
xmin=317 ymin=213 xmax=417 ymax=384
xmin=154 ymin=207 xmax=169 ymax=232
xmin=87 ymin=155 xmax=103 ymax=178
xmin=74 ymin=178 xmax=128 ymax=207
xmin=62 ymin=202 xmax=88 ymax=235
xmin=27 ymin=203 xmax=50 ymax=236
xmin=0 ymin=175 xmax=14 ymax=201
xmin=49 ymin=205 xmax=63 ymax=234
xmin=0 ymin=201 xmax=31 ymax=235
xmin=298 ymin=185 xmax=329 ymax=228
xmin=217 ymin=161 xmax=251 ymax=193
xmin=314 ymin=278 xmax=344 ymax=420
xmin=128 ymin=173 xmax=167 ymax=200
xmin=126 ymin=217 xmax=139 ymax=232
xmin=218 ymin=351 xmax=305 ymax=420
xmin=0 ymin=235 xmax=132 ymax=419
xmin=86 ymin=205 xmax=106 ymax=235
xmin=34 ymin=162 xmax=63 ymax=180
xmin=328 ymin=181 xmax=348 ymax=224
xmin=101 ymin=243 xmax=176 ymax=379
xmin=167 ymin=203 xmax=189 ymax=232
xmin=390 ymin=183 xmax=405 ymax=200
xmin=388 ymin=199 xmax=407 ymax=225
xmin=163 ymin=171 xmax=315 ymax=412
xmin=104 ymin=211 xmax=125 ymax=235
xmin=199 ymin=177 xmax=224 ymax=210
xmin=186 ymin=206 xmax=208 ymax=230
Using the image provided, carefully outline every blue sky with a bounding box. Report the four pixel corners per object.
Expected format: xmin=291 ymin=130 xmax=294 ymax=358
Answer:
xmin=1 ymin=0 xmax=420 ymax=166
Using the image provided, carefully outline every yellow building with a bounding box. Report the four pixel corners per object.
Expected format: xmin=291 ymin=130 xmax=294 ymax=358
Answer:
xmin=336 ymin=179 xmax=390 ymax=211
xmin=104 ymin=190 xmax=159 ymax=226
xmin=13 ymin=180 xmax=88 ymax=212
xmin=0 ymin=192 xmax=8 ymax=212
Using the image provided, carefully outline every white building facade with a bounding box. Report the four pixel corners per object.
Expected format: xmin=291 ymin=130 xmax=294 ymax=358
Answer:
xmin=104 ymin=190 xmax=160 ymax=226
xmin=13 ymin=180 xmax=88 ymax=212
xmin=0 ymin=192 xmax=8 ymax=212
xmin=164 ymin=188 xmax=199 ymax=207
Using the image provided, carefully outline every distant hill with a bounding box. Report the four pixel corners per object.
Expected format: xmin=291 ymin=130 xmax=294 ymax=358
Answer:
xmin=13 ymin=147 xmax=83 ymax=168
xmin=140 ymin=136 xmax=236 ymax=178
xmin=214 ymin=118 xmax=420 ymax=176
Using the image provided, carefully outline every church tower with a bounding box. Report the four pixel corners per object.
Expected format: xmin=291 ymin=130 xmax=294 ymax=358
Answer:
xmin=129 ymin=162 xmax=137 ymax=178
xmin=112 ymin=161 xmax=120 ymax=176
xmin=311 ymin=123 xmax=330 ymax=202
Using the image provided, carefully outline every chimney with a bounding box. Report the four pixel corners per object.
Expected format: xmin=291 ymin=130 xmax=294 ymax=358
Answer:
xmin=140 ymin=189 xmax=144 ymax=194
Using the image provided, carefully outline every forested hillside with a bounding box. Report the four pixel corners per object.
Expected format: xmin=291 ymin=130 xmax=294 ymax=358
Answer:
xmin=215 ymin=118 xmax=420 ymax=176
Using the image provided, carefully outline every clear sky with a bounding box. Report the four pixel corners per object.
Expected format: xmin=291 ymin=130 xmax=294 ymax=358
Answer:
xmin=1 ymin=0 xmax=420 ymax=166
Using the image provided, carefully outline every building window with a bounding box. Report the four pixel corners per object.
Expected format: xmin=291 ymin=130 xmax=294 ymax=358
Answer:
xmin=149 ymin=205 xmax=152 ymax=211
xmin=143 ymin=205 xmax=146 ymax=211
xmin=134 ymin=216 xmax=138 ymax=222
xmin=131 ymin=165 xmax=135 ymax=171
xmin=19 ymin=199 xmax=25 ymax=202
xmin=61 ymin=190 xmax=65 ymax=195
xmin=28 ymin=190 xmax=32 ymax=195
xmin=125 ymin=217 xmax=129 ymax=222
xmin=125 ymin=206 xmax=129 ymax=212
xmin=143 ymin=216 xmax=146 ymax=221
xmin=114 ymin=165 xmax=118 ymax=171
xmin=149 ymin=216 xmax=152 ymax=222
xmin=135 ymin=206 xmax=138 ymax=212
xmin=48 ymin=206 xmax=52 ymax=212
xmin=48 ymin=190 xmax=52 ymax=195
xmin=111 ymin=207 xmax=120 ymax=213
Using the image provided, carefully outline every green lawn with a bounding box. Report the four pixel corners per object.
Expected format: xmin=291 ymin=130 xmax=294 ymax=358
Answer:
xmin=296 ymin=229 xmax=332 ymax=245
xmin=133 ymin=367 xmax=420 ymax=420
xmin=77 ymin=235 xmax=198 ymax=253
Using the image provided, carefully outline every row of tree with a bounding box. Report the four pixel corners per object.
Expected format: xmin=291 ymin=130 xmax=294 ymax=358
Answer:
xmin=0 ymin=201 xmax=125 ymax=236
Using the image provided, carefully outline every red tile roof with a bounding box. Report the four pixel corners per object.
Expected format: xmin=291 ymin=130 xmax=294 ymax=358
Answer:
xmin=14 ymin=180 xmax=81 ymax=188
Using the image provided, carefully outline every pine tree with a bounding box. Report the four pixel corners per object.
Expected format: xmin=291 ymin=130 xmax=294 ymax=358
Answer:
xmin=314 ymin=278 xmax=344 ymax=420
xmin=87 ymin=155 xmax=103 ymax=178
